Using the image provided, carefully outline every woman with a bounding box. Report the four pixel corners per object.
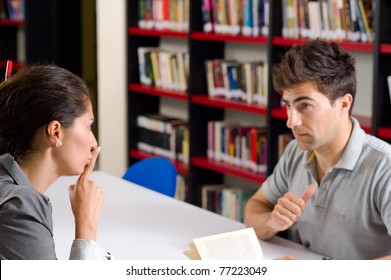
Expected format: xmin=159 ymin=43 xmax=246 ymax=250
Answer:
xmin=0 ymin=64 xmax=111 ymax=259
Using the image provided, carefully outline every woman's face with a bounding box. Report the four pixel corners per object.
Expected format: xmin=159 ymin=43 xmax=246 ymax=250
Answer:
xmin=57 ymin=101 xmax=98 ymax=175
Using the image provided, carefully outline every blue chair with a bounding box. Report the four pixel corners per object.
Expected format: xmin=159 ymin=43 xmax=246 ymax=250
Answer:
xmin=122 ymin=157 xmax=177 ymax=197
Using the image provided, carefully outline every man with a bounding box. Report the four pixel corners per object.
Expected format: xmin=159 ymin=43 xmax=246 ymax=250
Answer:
xmin=244 ymin=39 xmax=391 ymax=260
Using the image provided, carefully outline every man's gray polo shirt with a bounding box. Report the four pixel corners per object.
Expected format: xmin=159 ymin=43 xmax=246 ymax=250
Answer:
xmin=262 ymin=117 xmax=391 ymax=259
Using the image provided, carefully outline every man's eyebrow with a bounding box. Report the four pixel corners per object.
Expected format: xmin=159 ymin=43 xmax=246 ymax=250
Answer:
xmin=281 ymin=96 xmax=315 ymax=104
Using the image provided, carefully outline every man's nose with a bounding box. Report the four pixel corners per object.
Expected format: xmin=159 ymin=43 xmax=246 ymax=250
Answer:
xmin=286 ymin=109 xmax=302 ymax=129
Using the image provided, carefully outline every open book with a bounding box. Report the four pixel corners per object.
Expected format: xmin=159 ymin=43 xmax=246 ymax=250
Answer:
xmin=183 ymin=227 xmax=264 ymax=260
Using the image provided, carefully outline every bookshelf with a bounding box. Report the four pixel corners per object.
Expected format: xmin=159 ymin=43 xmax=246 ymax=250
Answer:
xmin=126 ymin=1 xmax=190 ymax=200
xmin=25 ymin=0 xmax=82 ymax=76
xmin=0 ymin=14 xmax=25 ymax=75
xmin=127 ymin=0 xmax=390 ymax=208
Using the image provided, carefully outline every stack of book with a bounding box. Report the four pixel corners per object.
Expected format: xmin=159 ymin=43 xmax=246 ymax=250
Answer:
xmin=201 ymin=0 xmax=270 ymax=36
xmin=138 ymin=47 xmax=189 ymax=92
xmin=0 ymin=0 xmax=25 ymax=20
xmin=282 ymin=0 xmax=374 ymax=43
xmin=207 ymin=121 xmax=267 ymax=173
xmin=137 ymin=113 xmax=189 ymax=165
xmin=138 ymin=0 xmax=189 ymax=31
xmin=205 ymin=59 xmax=268 ymax=106
xmin=201 ymin=184 xmax=256 ymax=222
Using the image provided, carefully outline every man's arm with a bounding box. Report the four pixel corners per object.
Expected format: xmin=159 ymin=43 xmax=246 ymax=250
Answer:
xmin=244 ymin=184 xmax=317 ymax=240
xmin=244 ymin=187 xmax=280 ymax=240
xmin=376 ymin=256 xmax=391 ymax=260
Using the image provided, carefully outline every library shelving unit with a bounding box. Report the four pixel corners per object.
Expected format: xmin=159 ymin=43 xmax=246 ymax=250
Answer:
xmin=0 ymin=18 xmax=24 ymax=75
xmin=127 ymin=0 xmax=391 ymax=207
xmin=25 ymin=0 xmax=83 ymax=76
xmin=373 ymin=0 xmax=391 ymax=140
xmin=126 ymin=2 xmax=190 ymax=196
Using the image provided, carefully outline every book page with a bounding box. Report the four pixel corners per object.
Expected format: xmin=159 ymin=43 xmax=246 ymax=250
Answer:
xmin=193 ymin=227 xmax=264 ymax=260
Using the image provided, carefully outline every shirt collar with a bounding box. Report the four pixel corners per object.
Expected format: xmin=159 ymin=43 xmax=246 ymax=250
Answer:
xmin=304 ymin=117 xmax=364 ymax=171
xmin=335 ymin=117 xmax=364 ymax=170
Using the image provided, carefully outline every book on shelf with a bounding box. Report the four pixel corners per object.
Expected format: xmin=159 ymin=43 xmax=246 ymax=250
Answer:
xmin=281 ymin=0 xmax=374 ymax=43
xmin=260 ymin=0 xmax=270 ymax=36
xmin=356 ymin=0 xmax=373 ymax=43
xmin=347 ymin=0 xmax=361 ymax=42
xmin=175 ymin=174 xmax=188 ymax=201
xmin=183 ymin=227 xmax=264 ymax=260
xmin=221 ymin=60 xmax=241 ymax=100
xmin=278 ymin=133 xmax=294 ymax=158
xmin=138 ymin=0 xmax=153 ymax=29
xmin=211 ymin=58 xmax=226 ymax=97
xmin=205 ymin=58 xmax=268 ymax=105
xmin=137 ymin=47 xmax=189 ymax=91
xmin=199 ymin=0 xmax=268 ymax=36
xmin=1 ymin=0 xmax=25 ymax=21
xmin=307 ymin=0 xmax=322 ymax=39
xmin=137 ymin=47 xmax=159 ymax=86
xmin=137 ymin=0 xmax=189 ymax=31
xmin=137 ymin=113 xmax=189 ymax=163
xmin=202 ymin=0 xmax=214 ymax=33
xmin=158 ymin=50 xmax=174 ymax=90
xmin=207 ymin=121 xmax=267 ymax=173
xmin=201 ymin=184 xmax=256 ymax=222
xmin=241 ymin=0 xmax=253 ymax=36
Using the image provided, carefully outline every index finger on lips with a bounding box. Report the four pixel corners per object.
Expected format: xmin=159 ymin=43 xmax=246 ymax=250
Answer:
xmin=79 ymin=146 xmax=101 ymax=182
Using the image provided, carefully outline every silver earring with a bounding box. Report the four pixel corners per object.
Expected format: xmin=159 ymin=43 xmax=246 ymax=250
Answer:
xmin=56 ymin=141 xmax=62 ymax=147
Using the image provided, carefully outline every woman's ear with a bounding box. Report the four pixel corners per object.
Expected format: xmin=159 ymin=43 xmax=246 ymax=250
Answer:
xmin=47 ymin=120 xmax=63 ymax=147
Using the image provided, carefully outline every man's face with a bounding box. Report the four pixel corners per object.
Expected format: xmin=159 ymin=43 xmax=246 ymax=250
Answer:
xmin=281 ymin=82 xmax=345 ymax=152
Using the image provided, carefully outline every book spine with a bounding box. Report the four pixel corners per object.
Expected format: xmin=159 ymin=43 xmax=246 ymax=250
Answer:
xmin=242 ymin=0 xmax=253 ymax=36
xmin=201 ymin=0 xmax=214 ymax=33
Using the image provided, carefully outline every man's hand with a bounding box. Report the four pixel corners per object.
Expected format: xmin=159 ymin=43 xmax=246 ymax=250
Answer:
xmin=268 ymin=184 xmax=317 ymax=232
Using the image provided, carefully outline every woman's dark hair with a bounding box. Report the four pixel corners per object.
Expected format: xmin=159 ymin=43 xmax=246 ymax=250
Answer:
xmin=272 ymin=39 xmax=357 ymax=113
xmin=0 ymin=64 xmax=91 ymax=161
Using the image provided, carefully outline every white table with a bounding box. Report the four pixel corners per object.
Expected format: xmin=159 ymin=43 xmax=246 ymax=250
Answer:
xmin=46 ymin=171 xmax=323 ymax=260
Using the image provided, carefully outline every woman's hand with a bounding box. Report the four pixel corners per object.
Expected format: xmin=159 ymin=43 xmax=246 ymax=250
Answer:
xmin=68 ymin=146 xmax=104 ymax=240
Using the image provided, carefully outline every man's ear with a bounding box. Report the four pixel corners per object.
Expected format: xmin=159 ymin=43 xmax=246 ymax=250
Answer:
xmin=339 ymin=93 xmax=353 ymax=114
xmin=47 ymin=120 xmax=63 ymax=147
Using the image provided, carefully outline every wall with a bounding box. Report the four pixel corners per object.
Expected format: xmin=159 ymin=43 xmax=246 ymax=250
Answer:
xmin=96 ymin=0 xmax=127 ymax=176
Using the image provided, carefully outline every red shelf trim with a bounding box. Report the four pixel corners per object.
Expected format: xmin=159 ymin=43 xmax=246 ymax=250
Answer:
xmin=272 ymin=37 xmax=373 ymax=52
xmin=380 ymin=44 xmax=391 ymax=54
xmin=377 ymin=127 xmax=391 ymax=140
xmin=191 ymin=156 xmax=266 ymax=183
xmin=129 ymin=83 xmax=188 ymax=101
xmin=128 ymin=27 xmax=188 ymax=38
xmin=0 ymin=60 xmax=24 ymax=70
xmin=271 ymin=107 xmax=288 ymax=119
xmin=130 ymin=149 xmax=188 ymax=175
xmin=192 ymin=31 xmax=267 ymax=44
xmin=192 ymin=95 xmax=267 ymax=115
xmin=272 ymin=107 xmax=371 ymax=134
xmin=0 ymin=19 xmax=24 ymax=27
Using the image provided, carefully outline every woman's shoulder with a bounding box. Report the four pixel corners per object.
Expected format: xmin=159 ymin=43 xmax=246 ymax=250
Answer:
xmin=0 ymin=175 xmax=50 ymax=212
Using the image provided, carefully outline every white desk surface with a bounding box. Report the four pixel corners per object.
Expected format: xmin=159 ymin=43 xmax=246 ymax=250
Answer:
xmin=46 ymin=171 xmax=322 ymax=260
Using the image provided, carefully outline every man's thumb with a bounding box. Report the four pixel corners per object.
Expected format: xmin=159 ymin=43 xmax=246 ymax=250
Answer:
xmin=301 ymin=184 xmax=317 ymax=202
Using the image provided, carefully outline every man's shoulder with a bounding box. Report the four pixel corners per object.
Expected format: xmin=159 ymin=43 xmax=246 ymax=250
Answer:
xmin=364 ymin=134 xmax=391 ymax=158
